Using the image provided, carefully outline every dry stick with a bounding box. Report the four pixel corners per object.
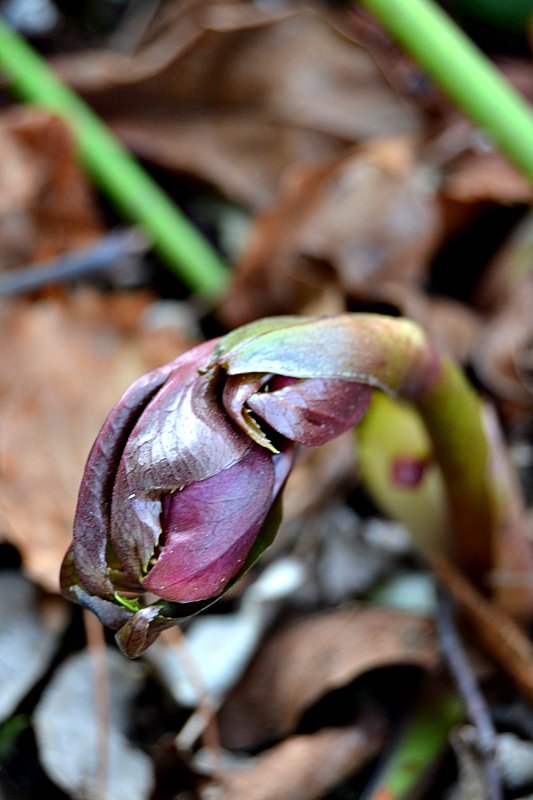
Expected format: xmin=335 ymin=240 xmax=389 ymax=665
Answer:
xmin=0 ymin=228 xmax=148 ymax=297
xmin=0 ymin=17 xmax=229 ymax=297
xmin=161 ymin=627 xmax=224 ymax=774
xmin=430 ymin=553 xmax=533 ymax=706
xmin=436 ymin=585 xmax=503 ymax=800
xmin=83 ymin=609 xmax=110 ymax=800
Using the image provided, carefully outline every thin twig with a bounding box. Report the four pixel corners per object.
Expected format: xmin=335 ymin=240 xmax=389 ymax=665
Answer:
xmin=430 ymin=553 xmax=533 ymax=705
xmin=0 ymin=16 xmax=229 ymax=296
xmin=83 ymin=609 xmax=110 ymax=800
xmin=161 ymin=627 xmax=224 ymax=775
xmin=436 ymin=585 xmax=503 ymax=800
xmin=0 ymin=229 xmax=148 ymax=297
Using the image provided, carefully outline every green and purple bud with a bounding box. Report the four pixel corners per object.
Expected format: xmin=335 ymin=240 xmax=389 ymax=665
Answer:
xmin=61 ymin=314 xmax=496 ymax=656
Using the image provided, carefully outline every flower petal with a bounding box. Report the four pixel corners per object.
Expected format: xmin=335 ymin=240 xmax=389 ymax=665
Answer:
xmin=141 ymin=445 xmax=275 ymax=602
xmin=110 ymin=356 xmax=251 ymax=578
xmin=247 ymin=377 xmax=372 ymax=445
xmin=69 ymin=359 xmax=175 ymax=599
xmin=115 ymin=607 xmax=175 ymax=659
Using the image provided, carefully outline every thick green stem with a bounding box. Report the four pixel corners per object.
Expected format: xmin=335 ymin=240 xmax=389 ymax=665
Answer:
xmin=416 ymin=358 xmax=494 ymax=581
xmin=359 ymin=0 xmax=533 ymax=179
xmin=0 ymin=16 xmax=229 ymax=296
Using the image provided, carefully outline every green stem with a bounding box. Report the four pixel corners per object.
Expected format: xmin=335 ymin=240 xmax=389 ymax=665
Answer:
xmin=366 ymin=686 xmax=463 ymax=799
xmin=359 ymin=0 xmax=533 ymax=179
xmin=0 ymin=16 xmax=229 ymax=297
xmin=416 ymin=358 xmax=494 ymax=582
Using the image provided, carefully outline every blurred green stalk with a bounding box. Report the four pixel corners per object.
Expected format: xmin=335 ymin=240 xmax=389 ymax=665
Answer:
xmin=359 ymin=0 xmax=533 ymax=180
xmin=365 ymin=688 xmax=464 ymax=799
xmin=0 ymin=16 xmax=229 ymax=296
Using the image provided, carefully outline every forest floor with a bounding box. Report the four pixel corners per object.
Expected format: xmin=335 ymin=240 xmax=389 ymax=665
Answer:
xmin=1 ymin=2 xmax=533 ymax=799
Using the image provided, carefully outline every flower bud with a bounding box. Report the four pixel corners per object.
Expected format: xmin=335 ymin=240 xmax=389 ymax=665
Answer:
xmin=61 ymin=320 xmax=373 ymax=656
xmin=62 ymin=313 xmax=493 ymax=656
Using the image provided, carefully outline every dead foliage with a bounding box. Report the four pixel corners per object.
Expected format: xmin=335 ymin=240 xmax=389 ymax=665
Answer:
xmin=0 ymin=2 xmax=532 ymax=799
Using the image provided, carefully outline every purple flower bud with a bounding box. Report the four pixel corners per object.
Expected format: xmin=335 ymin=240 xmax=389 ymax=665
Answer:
xmin=63 ymin=313 xmax=442 ymax=657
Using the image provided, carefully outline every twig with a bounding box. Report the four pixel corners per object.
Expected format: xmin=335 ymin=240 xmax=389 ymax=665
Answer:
xmin=0 ymin=229 xmax=148 ymax=297
xmin=430 ymin=553 xmax=533 ymax=705
xmin=0 ymin=16 xmax=229 ymax=297
xmin=359 ymin=0 xmax=533 ymax=179
xmin=161 ymin=628 xmax=224 ymax=776
xmin=83 ymin=609 xmax=110 ymax=800
xmin=436 ymin=585 xmax=503 ymax=800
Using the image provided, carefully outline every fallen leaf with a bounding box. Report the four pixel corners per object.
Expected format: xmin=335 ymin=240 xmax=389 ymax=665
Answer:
xmin=0 ymin=107 xmax=101 ymax=272
xmin=474 ymin=281 xmax=533 ymax=407
xmin=442 ymin=152 xmax=532 ymax=206
xmin=481 ymin=403 xmax=533 ymax=622
xmin=200 ymin=724 xmax=385 ymax=800
xmin=219 ymin=606 xmax=437 ymax=749
xmin=147 ymin=558 xmax=306 ymax=707
xmin=0 ymin=572 xmax=68 ymax=722
xmin=55 ymin=2 xmax=419 ymax=210
xmin=0 ymin=291 xmax=194 ymax=592
xmin=34 ymin=647 xmax=154 ymax=800
xmin=221 ymin=138 xmax=441 ymax=326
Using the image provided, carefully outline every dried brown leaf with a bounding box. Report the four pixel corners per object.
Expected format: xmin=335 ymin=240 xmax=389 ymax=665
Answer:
xmin=200 ymin=724 xmax=385 ymax=800
xmin=221 ymin=139 xmax=441 ymax=327
xmin=55 ymin=3 xmax=419 ymax=210
xmin=442 ymin=153 xmax=532 ymax=206
xmin=474 ymin=281 xmax=533 ymax=407
xmin=0 ymin=291 xmax=194 ymax=592
xmin=482 ymin=404 xmax=533 ymax=622
xmin=430 ymin=554 xmax=533 ymax=707
xmin=0 ymin=108 xmax=101 ymax=272
xmin=219 ymin=606 xmax=437 ymax=749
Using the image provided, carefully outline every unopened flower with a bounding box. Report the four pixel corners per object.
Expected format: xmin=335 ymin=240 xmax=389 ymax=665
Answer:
xmin=61 ymin=314 xmax=494 ymax=656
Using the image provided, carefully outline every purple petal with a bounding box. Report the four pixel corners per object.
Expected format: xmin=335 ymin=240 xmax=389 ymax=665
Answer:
xmin=222 ymin=373 xmax=275 ymax=449
xmin=115 ymin=607 xmax=175 ymax=659
xmin=247 ymin=377 xmax=372 ymax=446
xmin=141 ymin=445 xmax=275 ymax=602
xmin=70 ymin=359 xmax=176 ymax=598
xmin=110 ymin=356 xmax=251 ymax=578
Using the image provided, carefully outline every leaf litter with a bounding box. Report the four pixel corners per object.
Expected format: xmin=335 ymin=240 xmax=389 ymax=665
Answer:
xmin=0 ymin=1 xmax=533 ymax=798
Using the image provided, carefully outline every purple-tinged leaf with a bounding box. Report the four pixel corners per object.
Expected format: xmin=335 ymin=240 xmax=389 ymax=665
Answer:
xmin=115 ymin=607 xmax=175 ymax=659
xmin=110 ymin=362 xmax=251 ymax=579
xmin=222 ymin=373 xmax=275 ymax=450
xmin=247 ymin=376 xmax=372 ymax=446
xmin=141 ymin=445 xmax=275 ymax=602
xmin=71 ymin=359 xmax=176 ymax=599
xmin=218 ymin=314 xmax=440 ymax=396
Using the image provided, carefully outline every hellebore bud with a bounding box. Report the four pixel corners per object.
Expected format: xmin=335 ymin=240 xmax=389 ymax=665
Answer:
xmin=61 ymin=314 xmax=494 ymax=657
